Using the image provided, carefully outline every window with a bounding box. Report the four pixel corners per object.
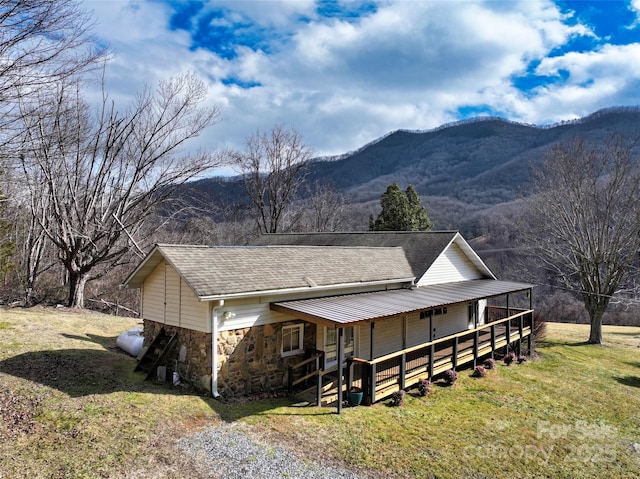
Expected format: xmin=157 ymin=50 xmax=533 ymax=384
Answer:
xmin=420 ymin=307 xmax=446 ymax=319
xmin=282 ymin=324 xmax=304 ymax=357
xmin=468 ymin=301 xmax=478 ymax=329
xmin=324 ymin=326 xmax=354 ymax=367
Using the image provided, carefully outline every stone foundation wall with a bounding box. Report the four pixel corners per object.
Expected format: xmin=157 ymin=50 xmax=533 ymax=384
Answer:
xmin=143 ymin=320 xmax=316 ymax=397
xmin=217 ymin=321 xmax=316 ymax=397
xmin=143 ymin=320 xmax=212 ymax=392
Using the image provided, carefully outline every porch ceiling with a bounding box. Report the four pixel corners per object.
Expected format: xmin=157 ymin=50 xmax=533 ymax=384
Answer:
xmin=270 ymin=279 xmax=534 ymax=326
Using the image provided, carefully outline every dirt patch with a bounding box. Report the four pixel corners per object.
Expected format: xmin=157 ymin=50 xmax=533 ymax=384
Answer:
xmin=0 ymin=388 xmax=43 ymax=438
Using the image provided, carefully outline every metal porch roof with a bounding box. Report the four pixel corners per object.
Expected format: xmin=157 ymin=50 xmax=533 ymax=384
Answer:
xmin=270 ymin=279 xmax=534 ymax=326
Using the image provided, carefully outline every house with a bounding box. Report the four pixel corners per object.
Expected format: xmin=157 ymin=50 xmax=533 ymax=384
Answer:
xmin=122 ymin=231 xmax=534 ymax=410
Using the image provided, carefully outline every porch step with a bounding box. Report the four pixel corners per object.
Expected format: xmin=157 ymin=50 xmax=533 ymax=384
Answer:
xmin=135 ymin=329 xmax=178 ymax=380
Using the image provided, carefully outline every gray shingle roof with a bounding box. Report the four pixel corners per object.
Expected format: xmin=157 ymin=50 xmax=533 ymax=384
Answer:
xmin=123 ymin=245 xmax=415 ymax=298
xmin=250 ymin=231 xmax=459 ymax=279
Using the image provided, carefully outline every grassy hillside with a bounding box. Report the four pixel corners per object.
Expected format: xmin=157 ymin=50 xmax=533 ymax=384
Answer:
xmin=1 ymin=308 xmax=639 ymax=478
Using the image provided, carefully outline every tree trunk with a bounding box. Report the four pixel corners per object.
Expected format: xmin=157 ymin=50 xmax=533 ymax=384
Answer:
xmin=587 ymin=308 xmax=604 ymax=345
xmin=68 ymin=271 xmax=89 ymax=308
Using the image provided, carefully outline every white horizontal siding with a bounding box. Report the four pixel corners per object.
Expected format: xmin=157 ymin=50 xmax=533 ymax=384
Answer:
xmin=372 ymin=316 xmax=404 ymax=358
xmin=407 ymin=312 xmax=430 ymax=347
xmin=216 ymin=284 xmax=399 ymax=332
xmin=419 ymin=243 xmax=484 ymax=286
xmin=432 ymin=303 xmax=467 ymax=339
xmin=142 ymin=261 xmax=209 ymax=332
xmin=179 ymin=280 xmax=209 ymax=332
xmin=218 ymin=298 xmax=290 ymax=332
xmin=165 ymin=265 xmax=181 ymax=326
xmin=358 ymin=323 xmax=371 ymax=360
xmin=142 ymin=261 xmax=165 ymax=323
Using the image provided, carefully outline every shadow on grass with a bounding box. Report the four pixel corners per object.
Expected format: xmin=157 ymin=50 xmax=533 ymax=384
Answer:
xmin=208 ymin=397 xmax=338 ymax=421
xmin=538 ymin=339 xmax=594 ymax=348
xmin=59 ymin=333 xmax=121 ymax=350
xmin=0 ymin=348 xmax=333 ymax=420
xmin=0 ymin=348 xmax=147 ymax=396
xmin=608 ymin=330 xmax=640 ymax=337
xmin=614 ymin=376 xmax=640 ymax=389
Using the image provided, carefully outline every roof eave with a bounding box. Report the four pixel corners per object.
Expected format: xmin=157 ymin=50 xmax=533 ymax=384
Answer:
xmin=121 ymin=245 xmax=163 ymax=289
xmin=195 ymin=277 xmax=417 ymax=302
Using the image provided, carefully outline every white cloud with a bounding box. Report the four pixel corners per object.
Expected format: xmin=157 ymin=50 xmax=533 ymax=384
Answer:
xmin=79 ymin=0 xmax=636 ymax=160
xmin=521 ymin=43 xmax=640 ymax=122
xmin=628 ymin=0 xmax=640 ymax=27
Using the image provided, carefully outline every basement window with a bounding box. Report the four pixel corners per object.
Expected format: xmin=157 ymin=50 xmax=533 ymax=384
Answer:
xmin=281 ymin=324 xmax=304 ymax=357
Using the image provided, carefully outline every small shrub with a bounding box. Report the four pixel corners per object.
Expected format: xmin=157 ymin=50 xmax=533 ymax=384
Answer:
xmin=417 ymin=378 xmax=431 ymax=396
xmin=443 ymin=369 xmax=458 ymax=386
xmin=391 ymin=389 xmax=406 ymax=406
xmin=504 ymin=351 xmax=516 ymax=365
xmin=483 ymin=358 xmax=496 ymax=370
xmin=472 ymin=365 xmax=486 ymax=378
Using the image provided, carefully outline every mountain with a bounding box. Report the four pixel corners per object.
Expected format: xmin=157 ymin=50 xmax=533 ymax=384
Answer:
xmin=186 ymin=107 xmax=640 ymax=232
xmin=305 ymin=106 xmax=640 ymax=205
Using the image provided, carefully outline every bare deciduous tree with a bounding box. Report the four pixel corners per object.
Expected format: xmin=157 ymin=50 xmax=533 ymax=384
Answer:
xmin=299 ymin=181 xmax=347 ymax=232
xmin=524 ymin=135 xmax=640 ymax=344
xmin=232 ymin=125 xmax=313 ymax=234
xmin=18 ymin=74 xmax=221 ymax=308
xmin=0 ymin=0 xmax=105 ymax=139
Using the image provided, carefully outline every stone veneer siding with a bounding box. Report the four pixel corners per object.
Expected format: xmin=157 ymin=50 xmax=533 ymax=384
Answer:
xmin=143 ymin=319 xmax=316 ymax=397
xmin=143 ymin=320 xmax=212 ymax=392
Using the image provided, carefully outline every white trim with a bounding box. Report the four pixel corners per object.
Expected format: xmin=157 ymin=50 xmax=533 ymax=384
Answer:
xmin=197 ymin=278 xmax=416 ymax=302
xmin=281 ymin=324 xmax=304 ymax=357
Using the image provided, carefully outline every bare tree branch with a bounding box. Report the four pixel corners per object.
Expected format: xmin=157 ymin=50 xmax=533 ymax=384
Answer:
xmin=523 ymin=134 xmax=640 ymax=344
xmin=16 ymin=73 xmax=222 ymax=307
xmin=231 ymin=125 xmax=313 ymax=234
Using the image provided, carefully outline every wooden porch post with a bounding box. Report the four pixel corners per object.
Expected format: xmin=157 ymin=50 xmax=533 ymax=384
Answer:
xmin=429 ymin=343 xmax=435 ymax=380
xmin=505 ymin=317 xmax=511 ymax=355
xmin=490 ymin=324 xmax=496 ymax=359
xmin=505 ymin=292 xmax=511 ymax=355
xmin=528 ymin=288 xmax=534 ymax=354
xmin=368 ymin=321 xmax=376 ymax=406
xmin=473 ymin=329 xmax=479 ymax=368
xmin=370 ymin=322 xmax=375 ymax=361
xmin=337 ymin=327 xmax=344 ymax=414
xmin=518 ymin=313 xmax=524 ymax=356
xmin=452 ymin=337 xmax=458 ymax=370
xmin=370 ymin=363 xmax=377 ymax=404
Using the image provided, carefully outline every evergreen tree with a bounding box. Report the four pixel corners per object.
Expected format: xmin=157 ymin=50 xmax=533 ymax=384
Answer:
xmin=406 ymin=185 xmax=433 ymax=231
xmin=370 ymin=183 xmax=433 ymax=231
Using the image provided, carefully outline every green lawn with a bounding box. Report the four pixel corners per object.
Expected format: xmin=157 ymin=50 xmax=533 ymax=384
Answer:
xmin=1 ymin=307 xmax=639 ymax=478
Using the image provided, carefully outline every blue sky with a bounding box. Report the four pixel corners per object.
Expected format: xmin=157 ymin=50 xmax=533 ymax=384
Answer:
xmin=85 ymin=0 xmax=640 ymax=159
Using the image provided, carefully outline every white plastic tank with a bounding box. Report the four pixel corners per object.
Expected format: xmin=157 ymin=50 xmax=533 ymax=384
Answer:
xmin=116 ymin=328 xmax=144 ymax=357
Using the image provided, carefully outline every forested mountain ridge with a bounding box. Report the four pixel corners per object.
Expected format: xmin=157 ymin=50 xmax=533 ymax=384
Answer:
xmin=188 ymin=107 xmax=640 ymax=232
xmin=305 ymin=106 xmax=640 ymax=205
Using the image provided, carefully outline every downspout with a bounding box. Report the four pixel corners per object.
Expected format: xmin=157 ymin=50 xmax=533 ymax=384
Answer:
xmin=211 ymin=299 xmax=224 ymax=399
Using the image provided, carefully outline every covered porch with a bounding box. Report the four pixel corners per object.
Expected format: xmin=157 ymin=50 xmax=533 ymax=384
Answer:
xmin=271 ymin=279 xmax=534 ymax=413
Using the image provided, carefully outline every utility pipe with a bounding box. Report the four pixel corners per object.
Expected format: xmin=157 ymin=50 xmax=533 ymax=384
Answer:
xmin=211 ymin=299 xmax=224 ymax=399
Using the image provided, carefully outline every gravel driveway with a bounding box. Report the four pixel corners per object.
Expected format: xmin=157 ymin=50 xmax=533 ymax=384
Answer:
xmin=177 ymin=422 xmax=363 ymax=479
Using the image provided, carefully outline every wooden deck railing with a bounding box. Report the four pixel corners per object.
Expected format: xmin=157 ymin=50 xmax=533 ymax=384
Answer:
xmin=350 ymin=308 xmax=533 ymax=405
xmin=287 ymin=350 xmax=324 ymax=394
